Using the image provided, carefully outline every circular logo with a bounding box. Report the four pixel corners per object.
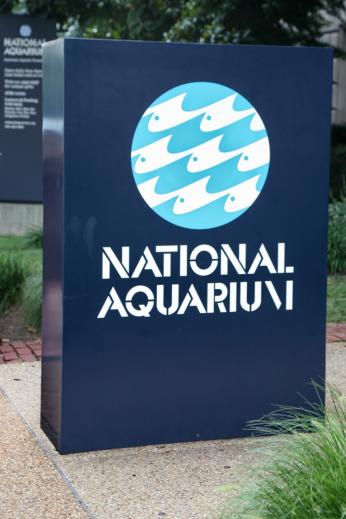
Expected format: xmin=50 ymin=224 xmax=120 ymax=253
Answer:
xmin=131 ymin=82 xmax=270 ymax=229
xmin=19 ymin=24 xmax=32 ymax=38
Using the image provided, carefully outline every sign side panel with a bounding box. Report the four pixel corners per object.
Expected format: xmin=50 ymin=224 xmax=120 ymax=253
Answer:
xmin=41 ymin=38 xmax=65 ymax=450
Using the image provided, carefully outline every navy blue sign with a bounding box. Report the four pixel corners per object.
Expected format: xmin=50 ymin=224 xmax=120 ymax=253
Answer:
xmin=42 ymin=38 xmax=332 ymax=454
xmin=0 ymin=15 xmax=55 ymax=202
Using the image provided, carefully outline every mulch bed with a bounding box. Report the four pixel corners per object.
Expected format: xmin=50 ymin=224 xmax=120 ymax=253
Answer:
xmin=0 ymin=305 xmax=41 ymax=363
xmin=0 ymin=305 xmax=39 ymax=342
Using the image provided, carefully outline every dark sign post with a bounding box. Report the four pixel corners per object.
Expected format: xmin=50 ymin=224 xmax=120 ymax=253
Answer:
xmin=0 ymin=15 xmax=55 ymax=202
xmin=42 ymin=38 xmax=332 ymax=454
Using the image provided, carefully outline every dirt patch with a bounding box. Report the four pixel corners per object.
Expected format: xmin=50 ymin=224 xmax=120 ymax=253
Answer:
xmin=0 ymin=305 xmax=39 ymax=342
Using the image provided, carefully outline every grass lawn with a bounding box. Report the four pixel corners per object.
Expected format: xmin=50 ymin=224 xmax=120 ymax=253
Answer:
xmin=0 ymin=235 xmax=26 ymax=250
xmin=327 ymin=275 xmax=346 ymax=323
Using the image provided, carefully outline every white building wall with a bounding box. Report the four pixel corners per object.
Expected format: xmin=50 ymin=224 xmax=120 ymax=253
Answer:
xmin=0 ymin=203 xmax=42 ymax=235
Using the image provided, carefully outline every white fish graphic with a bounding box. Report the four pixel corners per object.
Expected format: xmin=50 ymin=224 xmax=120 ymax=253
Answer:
xmin=144 ymin=94 xmax=196 ymax=132
xmin=137 ymin=175 xmax=261 ymax=215
xmin=250 ymin=113 xmax=265 ymax=131
xmin=223 ymin=175 xmax=261 ymax=212
xmin=131 ymin=136 xmax=187 ymax=173
xmin=132 ymin=135 xmax=270 ymax=174
xmin=200 ymin=95 xmax=255 ymax=132
xmin=187 ymin=136 xmax=270 ymax=173
xmin=144 ymin=93 xmax=258 ymax=133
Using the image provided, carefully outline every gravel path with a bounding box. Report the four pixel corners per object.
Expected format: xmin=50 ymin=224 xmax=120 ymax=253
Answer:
xmin=0 ymin=392 xmax=90 ymax=519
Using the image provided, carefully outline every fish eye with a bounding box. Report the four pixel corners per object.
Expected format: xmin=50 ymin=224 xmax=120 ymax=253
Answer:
xmin=206 ymin=115 xmax=212 ymax=120
xmin=140 ymin=157 xmax=146 ymax=162
xmin=193 ymin=156 xmax=198 ymax=162
xmin=180 ymin=197 xmax=184 ymax=203
xmin=154 ymin=115 xmax=160 ymax=121
xmin=230 ymin=196 xmax=235 ymax=202
xmin=244 ymin=155 xmax=249 ymax=161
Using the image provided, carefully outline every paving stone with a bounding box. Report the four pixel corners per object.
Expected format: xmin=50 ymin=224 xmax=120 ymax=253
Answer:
xmin=26 ymin=340 xmax=41 ymax=347
xmin=13 ymin=345 xmax=31 ymax=354
xmin=18 ymin=352 xmax=36 ymax=362
xmin=3 ymin=351 xmax=18 ymax=362
xmin=0 ymin=345 xmax=14 ymax=354
xmin=11 ymin=341 xmax=27 ymax=349
xmin=29 ymin=346 xmax=42 ymax=354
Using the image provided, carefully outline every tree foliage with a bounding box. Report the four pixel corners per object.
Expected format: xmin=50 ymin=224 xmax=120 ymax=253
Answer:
xmin=1 ymin=0 xmax=345 ymax=46
xmin=165 ymin=0 xmax=346 ymax=45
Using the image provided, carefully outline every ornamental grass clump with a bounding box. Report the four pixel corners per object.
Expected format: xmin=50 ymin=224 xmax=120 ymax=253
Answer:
xmin=328 ymin=198 xmax=346 ymax=273
xmin=222 ymin=387 xmax=346 ymax=519
xmin=23 ymin=225 xmax=43 ymax=249
xmin=22 ymin=266 xmax=42 ymax=331
xmin=0 ymin=253 xmax=26 ymax=312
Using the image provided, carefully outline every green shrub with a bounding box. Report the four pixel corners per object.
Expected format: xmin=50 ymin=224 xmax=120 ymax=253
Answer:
xmin=330 ymin=125 xmax=346 ymax=201
xmin=0 ymin=253 xmax=26 ymax=312
xmin=0 ymin=235 xmax=26 ymax=251
xmin=330 ymin=145 xmax=346 ymax=201
xmin=221 ymin=387 xmax=346 ymax=519
xmin=328 ymin=199 xmax=346 ymax=273
xmin=0 ymin=233 xmax=42 ymax=319
xmin=23 ymin=225 xmax=43 ymax=249
xmin=22 ymin=266 xmax=42 ymax=331
xmin=24 ymin=249 xmax=42 ymax=276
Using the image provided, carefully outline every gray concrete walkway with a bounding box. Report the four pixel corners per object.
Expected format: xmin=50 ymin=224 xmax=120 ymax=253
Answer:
xmin=0 ymin=342 xmax=344 ymax=519
xmin=0 ymin=391 xmax=89 ymax=519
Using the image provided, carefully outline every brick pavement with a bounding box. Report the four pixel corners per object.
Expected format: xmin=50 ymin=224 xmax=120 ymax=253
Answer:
xmin=0 ymin=324 xmax=345 ymax=364
xmin=326 ymin=323 xmax=346 ymax=343
xmin=0 ymin=339 xmax=41 ymax=364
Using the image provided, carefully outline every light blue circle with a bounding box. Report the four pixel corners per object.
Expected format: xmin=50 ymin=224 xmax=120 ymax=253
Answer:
xmin=19 ymin=24 xmax=32 ymax=38
xmin=131 ymin=82 xmax=270 ymax=229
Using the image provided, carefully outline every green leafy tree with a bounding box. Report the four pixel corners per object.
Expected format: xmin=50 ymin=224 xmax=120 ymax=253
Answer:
xmin=0 ymin=0 xmax=14 ymax=14
xmin=2 ymin=1 xmax=181 ymax=40
xmin=1 ymin=0 xmax=345 ymax=45
xmin=165 ymin=0 xmax=346 ymax=45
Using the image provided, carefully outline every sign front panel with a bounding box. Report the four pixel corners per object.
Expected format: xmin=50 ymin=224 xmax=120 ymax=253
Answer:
xmin=42 ymin=39 xmax=332 ymax=454
xmin=0 ymin=15 xmax=55 ymax=202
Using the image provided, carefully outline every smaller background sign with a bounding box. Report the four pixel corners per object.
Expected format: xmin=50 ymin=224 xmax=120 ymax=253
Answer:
xmin=0 ymin=15 xmax=55 ymax=202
